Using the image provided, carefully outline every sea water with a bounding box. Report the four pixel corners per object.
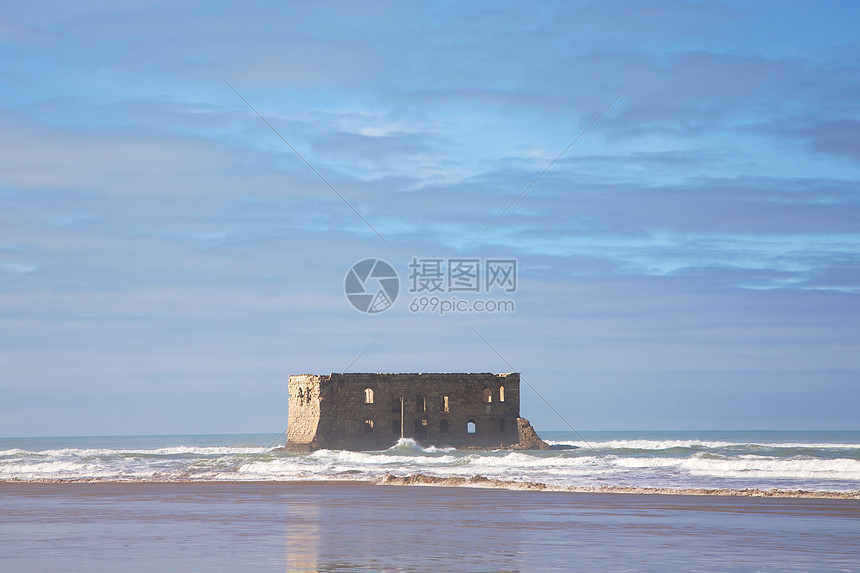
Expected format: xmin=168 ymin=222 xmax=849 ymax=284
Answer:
xmin=3 ymin=430 xmax=859 ymax=493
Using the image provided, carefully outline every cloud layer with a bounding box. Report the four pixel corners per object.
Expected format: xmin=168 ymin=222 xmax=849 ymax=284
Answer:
xmin=1 ymin=1 xmax=858 ymax=435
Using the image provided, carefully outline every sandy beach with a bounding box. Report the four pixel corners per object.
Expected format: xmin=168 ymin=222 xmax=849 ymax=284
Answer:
xmin=2 ymin=481 xmax=858 ymax=572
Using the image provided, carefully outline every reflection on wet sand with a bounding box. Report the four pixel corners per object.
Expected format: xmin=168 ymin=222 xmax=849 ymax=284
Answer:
xmin=284 ymin=499 xmax=319 ymax=572
xmin=282 ymin=482 xmax=523 ymax=572
xmin=0 ymin=481 xmax=856 ymax=572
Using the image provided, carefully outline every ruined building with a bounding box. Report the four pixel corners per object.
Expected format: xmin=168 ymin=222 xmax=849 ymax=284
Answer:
xmin=285 ymin=372 xmax=548 ymax=451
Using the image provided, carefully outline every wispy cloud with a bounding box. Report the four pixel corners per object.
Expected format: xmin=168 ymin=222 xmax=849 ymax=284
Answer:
xmin=2 ymin=262 xmax=38 ymax=274
xmin=1 ymin=0 xmax=858 ymax=435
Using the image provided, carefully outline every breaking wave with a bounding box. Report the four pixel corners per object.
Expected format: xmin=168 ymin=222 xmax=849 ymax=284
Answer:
xmin=2 ymin=432 xmax=859 ymax=496
xmin=544 ymin=439 xmax=860 ymax=451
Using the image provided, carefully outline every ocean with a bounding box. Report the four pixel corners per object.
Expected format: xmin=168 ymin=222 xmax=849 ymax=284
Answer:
xmin=2 ymin=432 xmax=859 ymax=572
xmin=2 ymin=430 xmax=859 ymax=494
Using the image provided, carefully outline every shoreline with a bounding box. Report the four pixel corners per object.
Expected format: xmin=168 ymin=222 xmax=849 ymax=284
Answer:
xmin=3 ymin=475 xmax=858 ymax=499
xmin=5 ymin=478 xmax=857 ymax=572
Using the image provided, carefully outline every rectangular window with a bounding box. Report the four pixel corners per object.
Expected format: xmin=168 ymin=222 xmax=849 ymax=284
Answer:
xmin=443 ymin=395 xmax=449 ymax=413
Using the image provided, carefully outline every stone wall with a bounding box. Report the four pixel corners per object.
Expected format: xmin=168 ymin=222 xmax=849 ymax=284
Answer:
xmin=286 ymin=372 xmax=526 ymax=451
xmin=285 ymin=374 xmax=323 ymax=451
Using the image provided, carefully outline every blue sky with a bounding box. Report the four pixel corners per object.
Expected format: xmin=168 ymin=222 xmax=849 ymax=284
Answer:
xmin=1 ymin=1 xmax=858 ymax=436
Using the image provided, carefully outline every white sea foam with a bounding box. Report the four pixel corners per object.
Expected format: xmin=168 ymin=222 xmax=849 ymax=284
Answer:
xmin=382 ymin=438 xmax=456 ymax=454
xmin=309 ymin=449 xmax=460 ymax=466
xmin=544 ymin=439 xmax=860 ymax=450
xmin=0 ymin=449 xmax=29 ymax=456
xmin=544 ymin=439 xmax=732 ymax=449
xmin=3 ymin=434 xmax=859 ymax=492
xmin=681 ymin=457 xmax=860 ymax=481
xmin=18 ymin=446 xmax=268 ymax=457
xmin=608 ymin=455 xmax=860 ymax=481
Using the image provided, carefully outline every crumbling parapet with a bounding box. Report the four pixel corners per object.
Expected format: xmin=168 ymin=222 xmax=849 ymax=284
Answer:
xmin=512 ymin=417 xmax=550 ymax=450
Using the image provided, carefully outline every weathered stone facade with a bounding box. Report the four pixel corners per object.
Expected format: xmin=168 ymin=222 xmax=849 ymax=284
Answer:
xmin=285 ymin=372 xmax=548 ymax=451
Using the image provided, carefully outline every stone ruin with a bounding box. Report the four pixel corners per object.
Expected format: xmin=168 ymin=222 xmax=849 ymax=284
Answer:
xmin=284 ymin=372 xmax=549 ymax=452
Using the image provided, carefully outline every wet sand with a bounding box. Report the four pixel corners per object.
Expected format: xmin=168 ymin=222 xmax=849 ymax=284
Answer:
xmin=376 ymin=474 xmax=860 ymax=498
xmin=1 ymin=481 xmax=858 ymax=572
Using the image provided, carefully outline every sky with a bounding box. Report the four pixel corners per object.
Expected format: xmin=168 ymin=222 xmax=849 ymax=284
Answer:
xmin=1 ymin=0 xmax=859 ymax=437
